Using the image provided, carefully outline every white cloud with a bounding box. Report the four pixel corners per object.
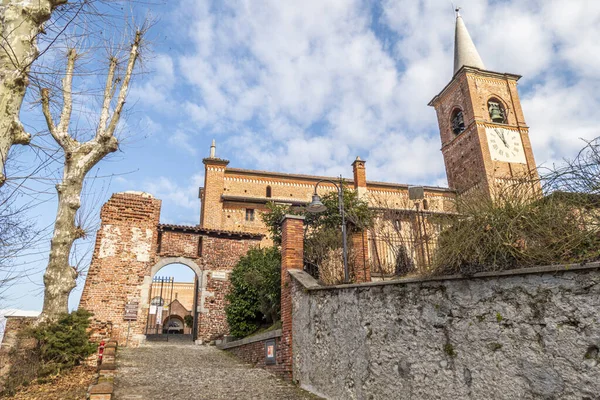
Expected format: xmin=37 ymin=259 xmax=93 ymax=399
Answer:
xmin=129 ymin=54 xmax=177 ymax=111
xmin=168 ymin=129 xmax=198 ymax=155
xmin=163 ymin=0 xmax=600 ymax=190
xmin=143 ymin=173 xmax=205 ymax=224
xmin=144 ymin=176 xmax=198 ymax=210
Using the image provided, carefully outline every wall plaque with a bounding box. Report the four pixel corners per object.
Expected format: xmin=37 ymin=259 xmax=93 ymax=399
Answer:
xmin=212 ymin=271 xmax=228 ymax=280
xmin=265 ymin=339 xmax=276 ymax=365
xmin=124 ymin=302 xmax=139 ymax=321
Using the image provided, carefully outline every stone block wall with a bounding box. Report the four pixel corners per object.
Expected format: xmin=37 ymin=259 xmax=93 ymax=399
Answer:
xmin=197 ymin=272 xmax=231 ymax=341
xmin=291 ymin=264 xmax=600 ymax=400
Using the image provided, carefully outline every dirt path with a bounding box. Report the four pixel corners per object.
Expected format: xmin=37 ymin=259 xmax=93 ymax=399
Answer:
xmin=113 ymin=341 xmax=321 ymax=400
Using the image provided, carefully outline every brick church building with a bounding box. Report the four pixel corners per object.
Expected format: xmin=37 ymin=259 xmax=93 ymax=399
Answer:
xmin=79 ymin=11 xmax=540 ymax=345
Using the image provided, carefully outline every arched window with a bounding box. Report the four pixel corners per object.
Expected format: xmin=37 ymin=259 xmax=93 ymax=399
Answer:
xmin=266 ymin=186 xmax=272 ymax=198
xmin=422 ymin=199 xmax=429 ymax=210
xmin=488 ymin=98 xmax=506 ymax=123
xmin=151 ymin=296 xmax=164 ymax=306
xmin=451 ymin=108 xmax=465 ymax=135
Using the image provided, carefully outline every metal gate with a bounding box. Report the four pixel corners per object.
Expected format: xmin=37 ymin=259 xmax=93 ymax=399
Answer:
xmin=145 ymin=276 xmax=174 ymax=341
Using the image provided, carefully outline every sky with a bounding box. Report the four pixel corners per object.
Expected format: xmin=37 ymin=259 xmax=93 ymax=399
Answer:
xmin=3 ymin=0 xmax=600 ymax=315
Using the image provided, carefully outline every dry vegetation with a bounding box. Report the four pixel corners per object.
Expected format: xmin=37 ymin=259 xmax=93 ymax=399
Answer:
xmin=431 ymin=138 xmax=600 ymax=275
xmin=3 ymin=365 xmax=96 ymax=400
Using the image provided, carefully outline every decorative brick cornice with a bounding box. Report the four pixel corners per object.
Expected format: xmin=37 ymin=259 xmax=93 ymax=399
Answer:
xmin=202 ymin=157 xmax=230 ymax=166
xmin=158 ymin=223 xmax=264 ymax=240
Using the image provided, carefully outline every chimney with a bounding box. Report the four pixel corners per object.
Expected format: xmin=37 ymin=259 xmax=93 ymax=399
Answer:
xmin=352 ymin=156 xmax=367 ymax=199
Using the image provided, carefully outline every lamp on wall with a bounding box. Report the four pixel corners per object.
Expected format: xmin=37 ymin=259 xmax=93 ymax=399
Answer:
xmin=306 ymin=177 xmax=349 ymax=283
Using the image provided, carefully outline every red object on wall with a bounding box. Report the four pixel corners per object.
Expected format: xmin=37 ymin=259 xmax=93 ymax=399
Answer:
xmin=97 ymin=340 xmax=106 ymax=364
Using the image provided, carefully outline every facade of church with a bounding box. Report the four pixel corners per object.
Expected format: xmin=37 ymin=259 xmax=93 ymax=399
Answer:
xmin=79 ymin=12 xmax=540 ymax=344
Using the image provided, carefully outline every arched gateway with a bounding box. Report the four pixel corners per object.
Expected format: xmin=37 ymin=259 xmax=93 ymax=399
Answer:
xmin=79 ymin=192 xmax=263 ymax=345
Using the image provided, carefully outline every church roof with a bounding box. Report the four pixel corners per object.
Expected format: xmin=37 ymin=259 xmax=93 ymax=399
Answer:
xmin=453 ymin=10 xmax=485 ymax=75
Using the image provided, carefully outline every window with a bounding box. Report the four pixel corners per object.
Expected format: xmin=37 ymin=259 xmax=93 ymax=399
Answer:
xmin=451 ymin=109 xmax=465 ymax=135
xmin=488 ymin=98 xmax=506 ymax=124
xmin=423 ymin=199 xmax=429 ymax=210
xmin=151 ymin=296 xmax=164 ymax=306
xmin=266 ymin=186 xmax=272 ymax=198
xmin=245 ymin=208 xmax=255 ymax=221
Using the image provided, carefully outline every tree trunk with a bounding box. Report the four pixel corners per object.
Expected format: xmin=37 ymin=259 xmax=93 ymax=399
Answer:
xmin=0 ymin=0 xmax=66 ymax=186
xmin=39 ymin=31 xmax=141 ymax=320
xmin=41 ymin=163 xmax=84 ymax=317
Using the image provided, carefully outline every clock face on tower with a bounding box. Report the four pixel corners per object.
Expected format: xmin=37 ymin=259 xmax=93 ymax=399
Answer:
xmin=485 ymin=127 xmax=526 ymax=164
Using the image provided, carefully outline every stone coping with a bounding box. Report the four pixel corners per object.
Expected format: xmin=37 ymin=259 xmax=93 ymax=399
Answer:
xmin=217 ymin=329 xmax=282 ymax=350
xmin=289 ymin=262 xmax=600 ymax=291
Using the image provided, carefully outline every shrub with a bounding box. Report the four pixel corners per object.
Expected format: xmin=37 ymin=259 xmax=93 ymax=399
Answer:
xmin=184 ymin=315 xmax=194 ymax=328
xmin=2 ymin=309 xmax=96 ymax=395
xmin=432 ymin=186 xmax=600 ymax=275
xmin=225 ymin=247 xmax=281 ymax=338
xmin=30 ymin=309 xmax=97 ymax=376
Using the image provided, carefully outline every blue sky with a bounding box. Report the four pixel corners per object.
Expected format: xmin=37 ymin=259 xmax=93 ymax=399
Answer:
xmin=3 ymin=0 xmax=600 ymax=314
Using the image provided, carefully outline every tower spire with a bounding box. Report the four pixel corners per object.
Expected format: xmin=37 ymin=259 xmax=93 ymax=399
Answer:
xmin=209 ymin=139 xmax=216 ymax=158
xmin=453 ymin=8 xmax=485 ymax=75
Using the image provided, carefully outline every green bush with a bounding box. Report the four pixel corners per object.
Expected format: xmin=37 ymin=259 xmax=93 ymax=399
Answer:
xmin=225 ymin=247 xmax=281 ymax=338
xmin=184 ymin=315 xmax=194 ymax=328
xmin=30 ymin=309 xmax=97 ymax=375
xmin=2 ymin=309 xmax=96 ymax=395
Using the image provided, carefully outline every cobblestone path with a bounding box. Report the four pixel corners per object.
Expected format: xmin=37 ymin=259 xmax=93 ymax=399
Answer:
xmin=113 ymin=340 xmax=321 ymax=400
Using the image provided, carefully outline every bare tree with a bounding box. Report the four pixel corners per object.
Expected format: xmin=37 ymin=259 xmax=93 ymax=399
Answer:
xmin=544 ymin=137 xmax=600 ymax=196
xmin=0 ymin=0 xmax=71 ymax=187
xmin=38 ymin=29 xmax=143 ymax=320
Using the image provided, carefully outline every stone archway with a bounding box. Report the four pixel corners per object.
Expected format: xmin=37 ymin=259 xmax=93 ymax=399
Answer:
xmin=141 ymin=257 xmax=202 ymax=341
xmin=140 ymin=257 xmax=202 ymax=308
xmin=79 ymin=192 xmax=264 ymax=346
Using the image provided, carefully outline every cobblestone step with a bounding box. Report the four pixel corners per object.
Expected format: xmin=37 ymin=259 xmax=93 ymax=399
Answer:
xmin=113 ymin=343 xmax=321 ymax=400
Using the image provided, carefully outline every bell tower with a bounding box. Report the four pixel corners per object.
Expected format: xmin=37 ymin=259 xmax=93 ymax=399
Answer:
xmin=429 ymin=9 xmax=539 ymax=197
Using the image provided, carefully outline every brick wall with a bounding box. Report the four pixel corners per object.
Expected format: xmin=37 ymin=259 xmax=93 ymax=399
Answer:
xmin=431 ymin=68 xmax=540 ymax=195
xmin=219 ymin=331 xmax=287 ymax=379
xmin=158 ymin=231 xmax=199 ymax=258
xmin=79 ymin=192 xmax=161 ymax=345
xmin=79 ymin=192 xmax=262 ymax=346
xmin=201 ymin=236 xmax=258 ymax=269
xmin=350 ymin=229 xmax=370 ymax=283
xmin=197 ymin=273 xmax=231 ymax=342
xmin=201 ymin=158 xmax=229 ymax=229
xmin=213 ymin=167 xmax=455 ymax=238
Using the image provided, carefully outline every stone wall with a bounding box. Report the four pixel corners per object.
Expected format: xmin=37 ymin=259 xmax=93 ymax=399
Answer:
xmin=290 ymin=264 xmax=600 ymax=400
xmin=0 ymin=317 xmax=37 ymax=390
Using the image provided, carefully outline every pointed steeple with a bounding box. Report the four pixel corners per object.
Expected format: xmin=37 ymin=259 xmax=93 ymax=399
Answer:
xmin=209 ymin=139 xmax=216 ymax=158
xmin=453 ymin=9 xmax=485 ymax=75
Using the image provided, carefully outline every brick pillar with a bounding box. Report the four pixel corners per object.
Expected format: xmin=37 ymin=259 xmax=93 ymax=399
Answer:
xmin=280 ymin=214 xmax=305 ymax=381
xmin=350 ymin=229 xmax=371 ymax=283
xmin=351 ymin=156 xmax=370 ymax=283
xmin=352 ymin=156 xmax=367 ymax=199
